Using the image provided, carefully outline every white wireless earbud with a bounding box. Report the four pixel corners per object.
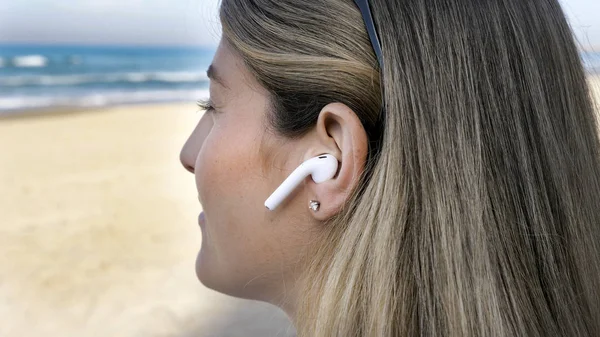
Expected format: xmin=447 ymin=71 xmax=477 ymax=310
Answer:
xmin=264 ymin=154 xmax=338 ymax=211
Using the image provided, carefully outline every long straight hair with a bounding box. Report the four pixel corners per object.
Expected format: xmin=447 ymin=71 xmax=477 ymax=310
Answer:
xmin=219 ymin=0 xmax=600 ymax=335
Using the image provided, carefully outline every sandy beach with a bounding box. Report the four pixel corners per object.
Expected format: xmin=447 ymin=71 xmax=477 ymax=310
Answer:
xmin=0 ymin=103 xmax=295 ymax=337
xmin=0 ymin=75 xmax=599 ymax=337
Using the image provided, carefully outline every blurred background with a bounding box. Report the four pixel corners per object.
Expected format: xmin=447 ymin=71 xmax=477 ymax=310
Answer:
xmin=0 ymin=1 xmax=598 ymax=336
xmin=0 ymin=1 xmax=296 ymax=337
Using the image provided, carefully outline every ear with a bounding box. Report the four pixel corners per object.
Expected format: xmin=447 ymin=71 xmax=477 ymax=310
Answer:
xmin=306 ymin=102 xmax=368 ymax=220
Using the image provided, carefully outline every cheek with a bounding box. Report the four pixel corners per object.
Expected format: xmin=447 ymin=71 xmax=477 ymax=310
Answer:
xmin=194 ymin=117 xmax=271 ymax=260
xmin=195 ymin=120 xmax=262 ymax=210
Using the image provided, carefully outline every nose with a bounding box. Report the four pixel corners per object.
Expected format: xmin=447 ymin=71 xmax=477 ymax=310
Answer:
xmin=180 ymin=143 xmax=195 ymax=174
xmin=180 ymin=155 xmax=195 ymax=174
xmin=179 ymin=112 xmax=213 ymax=175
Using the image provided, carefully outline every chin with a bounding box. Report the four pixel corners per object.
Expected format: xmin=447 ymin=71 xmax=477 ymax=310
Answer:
xmin=195 ymin=251 xmax=271 ymax=302
xmin=195 ymin=244 xmax=217 ymax=289
xmin=195 ymin=248 xmax=235 ymax=296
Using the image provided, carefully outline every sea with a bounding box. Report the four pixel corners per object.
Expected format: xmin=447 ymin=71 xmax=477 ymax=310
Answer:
xmin=0 ymin=44 xmax=599 ymax=115
xmin=0 ymin=44 xmax=214 ymax=115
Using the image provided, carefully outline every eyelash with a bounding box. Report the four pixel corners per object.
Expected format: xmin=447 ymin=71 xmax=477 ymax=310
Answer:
xmin=197 ymin=98 xmax=217 ymax=113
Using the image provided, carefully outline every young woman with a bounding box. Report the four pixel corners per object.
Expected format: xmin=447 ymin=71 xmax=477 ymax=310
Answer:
xmin=179 ymin=0 xmax=600 ymax=335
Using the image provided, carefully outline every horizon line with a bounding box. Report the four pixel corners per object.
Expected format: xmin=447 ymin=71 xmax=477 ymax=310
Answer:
xmin=0 ymin=40 xmax=219 ymax=49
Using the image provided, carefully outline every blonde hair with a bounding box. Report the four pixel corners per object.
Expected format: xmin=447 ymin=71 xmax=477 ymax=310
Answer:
xmin=219 ymin=0 xmax=600 ymax=335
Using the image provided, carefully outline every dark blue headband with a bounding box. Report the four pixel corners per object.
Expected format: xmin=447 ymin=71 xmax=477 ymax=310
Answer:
xmin=353 ymin=0 xmax=383 ymax=70
xmin=353 ymin=0 xmax=385 ymax=155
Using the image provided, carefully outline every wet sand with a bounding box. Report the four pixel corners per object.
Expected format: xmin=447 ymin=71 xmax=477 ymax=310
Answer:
xmin=0 ymin=103 xmax=295 ymax=337
xmin=0 ymin=75 xmax=598 ymax=337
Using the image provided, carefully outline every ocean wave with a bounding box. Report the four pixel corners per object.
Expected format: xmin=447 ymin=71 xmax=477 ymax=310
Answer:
xmin=0 ymin=71 xmax=209 ymax=87
xmin=0 ymin=89 xmax=210 ymax=113
xmin=152 ymin=72 xmax=208 ymax=83
xmin=0 ymin=57 xmax=4 ymax=68
xmin=11 ymin=55 xmax=48 ymax=68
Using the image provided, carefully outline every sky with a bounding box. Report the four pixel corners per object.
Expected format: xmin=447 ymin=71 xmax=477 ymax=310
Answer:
xmin=0 ymin=0 xmax=222 ymax=47
xmin=0 ymin=0 xmax=598 ymax=50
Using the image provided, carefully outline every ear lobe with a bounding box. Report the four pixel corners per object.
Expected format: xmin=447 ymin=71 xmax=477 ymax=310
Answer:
xmin=308 ymin=103 xmax=369 ymax=220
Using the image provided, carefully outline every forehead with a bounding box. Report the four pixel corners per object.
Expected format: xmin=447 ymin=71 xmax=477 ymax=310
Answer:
xmin=207 ymin=41 xmax=238 ymax=91
xmin=208 ymin=40 xmax=263 ymax=93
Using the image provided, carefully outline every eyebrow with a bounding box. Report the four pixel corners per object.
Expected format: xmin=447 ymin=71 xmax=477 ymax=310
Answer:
xmin=206 ymin=64 xmax=228 ymax=89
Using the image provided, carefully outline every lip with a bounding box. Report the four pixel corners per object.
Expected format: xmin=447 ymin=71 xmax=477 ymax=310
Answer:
xmin=198 ymin=211 xmax=205 ymax=225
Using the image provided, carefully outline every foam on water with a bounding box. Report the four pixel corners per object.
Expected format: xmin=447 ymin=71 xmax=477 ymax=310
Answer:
xmin=11 ymin=55 xmax=48 ymax=68
xmin=0 ymin=71 xmax=208 ymax=87
xmin=0 ymin=89 xmax=210 ymax=114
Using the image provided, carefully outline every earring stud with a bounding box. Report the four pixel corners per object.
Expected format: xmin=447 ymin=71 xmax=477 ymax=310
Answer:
xmin=309 ymin=200 xmax=320 ymax=212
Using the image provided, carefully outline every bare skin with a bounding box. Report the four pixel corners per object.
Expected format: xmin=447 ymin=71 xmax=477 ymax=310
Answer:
xmin=179 ymin=38 xmax=368 ymax=321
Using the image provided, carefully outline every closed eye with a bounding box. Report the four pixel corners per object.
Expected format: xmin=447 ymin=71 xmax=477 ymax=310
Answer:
xmin=197 ymin=98 xmax=216 ymax=113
